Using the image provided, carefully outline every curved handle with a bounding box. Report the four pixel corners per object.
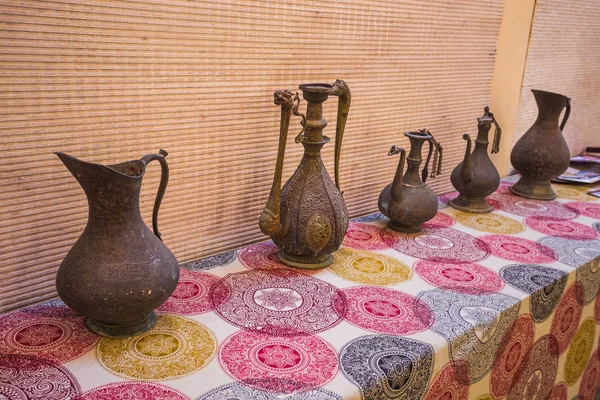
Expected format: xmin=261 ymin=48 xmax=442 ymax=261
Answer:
xmin=329 ymin=79 xmax=351 ymax=192
xmin=486 ymin=106 xmax=502 ymax=154
xmin=419 ymin=129 xmax=443 ymax=182
xmin=560 ymin=97 xmax=571 ymax=131
xmin=422 ymin=137 xmax=434 ymax=183
xmin=140 ymin=149 xmax=169 ymax=241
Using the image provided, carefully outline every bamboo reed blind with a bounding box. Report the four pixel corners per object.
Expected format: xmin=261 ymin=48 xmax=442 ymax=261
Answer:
xmin=512 ymin=0 xmax=600 ymax=158
xmin=0 ymin=0 xmax=503 ymax=312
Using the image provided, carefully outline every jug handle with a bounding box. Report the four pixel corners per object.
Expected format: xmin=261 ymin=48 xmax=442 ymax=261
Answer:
xmin=487 ymin=106 xmax=502 ymax=154
xmin=560 ymin=97 xmax=571 ymax=131
xmin=329 ymin=80 xmax=351 ymax=192
xmin=420 ymin=129 xmax=443 ymax=183
xmin=140 ymin=149 xmax=169 ymax=241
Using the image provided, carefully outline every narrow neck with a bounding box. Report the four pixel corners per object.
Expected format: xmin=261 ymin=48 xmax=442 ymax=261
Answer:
xmin=304 ymin=101 xmax=328 ymax=142
xmin=404 ymin=137 xmax=425 ymax=185
xmin=474 ymin=120 xmax=492 ymax=151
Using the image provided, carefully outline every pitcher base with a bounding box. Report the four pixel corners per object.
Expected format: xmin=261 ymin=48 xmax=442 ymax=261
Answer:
xmin=510 ymin=179 xmax=556 ymax=200
xmin=86 ymin=312 xmax=157 ymax=337
xmin=278 ymin=250 xmax=333 ymax=269
xmin=387 ymin=220 xmax=422 ymax=233
xmin=449 ymin=195 xmax=493 ymax=214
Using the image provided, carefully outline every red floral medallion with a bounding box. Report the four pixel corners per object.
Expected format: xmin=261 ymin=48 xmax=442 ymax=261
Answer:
xmin=81 ymin=382 xmax=189 ymax=400
xmin=488 ymin=193 xmax=578 ymax=219
xmin=0 ymin=304 xmax=98 ymax=363
xmin=210 ymin=269 xmax=346 ymax=336
xmin=381 ymin=226 xmax=489 ymax=263
xmin=157 ymin=269 xmax=220 ymax=315
xmin=566 ymin=201 xmax=600 ymax=219
xmin=414 ymin=259 xmax=503 ymax=294
xmin=480 ymin=235 xmax=557 ymax=264
xmin=238 ymin=241 xmax=318 ymax=275
xmin=219 ymin=331 xmax=337 ymax=393
xmin=595 ymin=289 xmax=600 ymax=324
xmin=0 ymin=355 xmax=81 ymax=399
xmin=579 ymin=349 xmax=600 ymax=400
xmin=551 ymin=283 xmax=584 ymax=355
xmin=423 ymin=362 xmax=469 ymax=400
xmin=524 ymin=217 xmax=599 ymax=240
xmin=342 ymin=222 xmax=389 ymax=250
xmin=342 ymin=286 xmax=433 ymax=335
xmin=491 ymin=315 xmax=535 ymax=398
xmin=549 ymin=383 xmax=567 ymax=400
xmin=422 ymin=212 xmax=456 ymax=229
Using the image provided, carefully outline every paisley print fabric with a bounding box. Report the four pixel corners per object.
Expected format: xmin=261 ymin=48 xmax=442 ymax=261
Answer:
xmin=419 ymin=289 xmax=520 ymax=382
xmin=329 ymin=247 xmax=411 ymax=285
xmin=340 ymin=335 xmax=434 ymax=400
xmin=1 ymin=180 xmax=598 ymax=399
xmin=0 ymin=355 xmax=81 ymax=400
xmin=97 ymin=314 xmax=216 ymax=380
xmin=500 ymin=264 xmax=568 ymax=321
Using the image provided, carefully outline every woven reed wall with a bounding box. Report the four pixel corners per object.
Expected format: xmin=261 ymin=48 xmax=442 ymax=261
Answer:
xmin=512 ymin=0 xmax=600 ymax=158
xmin=0 ymin=0 xmax=503 ymax=311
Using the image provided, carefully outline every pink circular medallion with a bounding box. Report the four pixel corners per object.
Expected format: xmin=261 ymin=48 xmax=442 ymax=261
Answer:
xmin=81 ymin=382 xmax=189 ymax=400
xmin=414 ymin=259 xmax=503 ymax=294
xmin=342 ymin=286 xmax=433 ymax=335
xmin=566 ymin=201 xmax=600 ymax=219
xmin=491 ymin=315 xmax=535 ymax=398
xmin=551 ymin=283 xmax=584 ymax=355
xmin=342 ymin=222 xmax=389 ymax=250
xmin=210 ymin=269 xmax=345 ymax=336
xmin=238 ymin=241 xmax=318 ymax=275
xmin=381 ymin=226 xmax=489 ymax=263
xmin=157 ymin=269 xmax=220 ymax=315
xmin=422 ymin=212 xmax=456 ymax=229
xmin=0 ymin=304 xmax=98 ymax=363
xmin=219 ymin=331 xmax=337 ymax=393
xmin=489 ymin=193 xmax=578 ymax=219
xmin=524 ymin=217 xmax=599 ymax=240
xmin=479 ymin=235 xmax=557 ymax=264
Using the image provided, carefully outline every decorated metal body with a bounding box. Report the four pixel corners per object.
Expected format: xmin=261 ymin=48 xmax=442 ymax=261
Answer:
xmin=511 ymin=89 xmax=571 ymax=200
xmin=450 ymin=107 xmax=502 ymax=213
xmin=260 ymin=81 xmax=351 ymax=269
xmin=55 ymin=150 xmax=179 ymax=337
xmin=378 ymin=130 xmax=443 ymax=232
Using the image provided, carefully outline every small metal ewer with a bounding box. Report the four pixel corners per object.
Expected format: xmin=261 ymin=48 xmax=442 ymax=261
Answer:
xmin=511 ymin=89 xmax=571 ymax=200
xmin=378 ymin=129 xmax=443 ymax=232
xmin=259 ymin=81 xmax=351 ymax=269
xmin=450 ymin=107 xmax=502 ymax=213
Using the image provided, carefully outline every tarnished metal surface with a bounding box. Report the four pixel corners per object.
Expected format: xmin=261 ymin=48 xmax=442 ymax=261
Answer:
xmin=55 ymin=151 xmax=179 ymax=337
xmin=450 ymin=107 xmax=502 ymax=213
xmin=378 ymin=130 xmax=443 ymax=232
xmin=511 ymin=90 xmax=571 ymax=200
xmin=260 ymin=81 xmax=351 ymax=269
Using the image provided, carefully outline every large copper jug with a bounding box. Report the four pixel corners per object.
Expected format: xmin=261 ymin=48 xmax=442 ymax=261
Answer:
xmin=378 ymin=129 xmax=443 ymax=232
xmin=55 ymin=150 xmax=179 ymax=337
xmin=450 ymin=107 xmax=502 ymax=213
xmin=511 ymin=90 xmax=571 ymax=200
xmin=260 ymin=81 xmax=351 ymax=269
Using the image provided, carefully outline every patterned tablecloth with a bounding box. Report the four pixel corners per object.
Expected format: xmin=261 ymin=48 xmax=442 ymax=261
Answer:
xmin=2 ymin=180 xmax=600 ymax=399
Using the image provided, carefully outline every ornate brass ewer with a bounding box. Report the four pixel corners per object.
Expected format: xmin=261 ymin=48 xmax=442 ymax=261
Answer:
xmin=260 ymin=81 xmax=351 ymax=269
xmin=450 ymin=107 xmax=502 ymax=213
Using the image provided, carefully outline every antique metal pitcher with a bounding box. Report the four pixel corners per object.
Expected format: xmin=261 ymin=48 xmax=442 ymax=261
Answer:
xmin=378 ymin=129 xmax=443 ymax=232
xmin=450 ymin=107 xmax=502 ymax=213
xmin=55 ymin=150 xmax=179 ymax=337
xmin=260 ymin=80 xmax=351 ymax=269
xmin=511 ymin=89 xmax=571 ymax=200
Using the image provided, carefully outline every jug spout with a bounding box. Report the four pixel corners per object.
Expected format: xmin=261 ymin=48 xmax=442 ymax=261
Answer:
xmin=55 ymin=152 xmax=113 ymax=195
xmin=259 ymin=90 xmax=296 ymax=238
xmin=460 ymin=134 xmax=473 ymax=182
xmin=389 ymin=145 xmax=406 ymax=204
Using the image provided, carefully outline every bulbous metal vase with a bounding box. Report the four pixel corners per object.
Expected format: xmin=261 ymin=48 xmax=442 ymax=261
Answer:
xmin=450 ymin=107 xmax=502 ymax=213
xmin=259 ymin=81 xmax=351 ymax=269
xmin=55 ymin=150 xmax=179 ymax=337
xmin=378 ymin=129 xmax=443 ymax=232
xmin=511 ymin=89 xmax=571 ymax=200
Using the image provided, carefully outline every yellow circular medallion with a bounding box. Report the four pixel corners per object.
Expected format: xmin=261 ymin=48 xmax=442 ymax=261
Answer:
xmin=330 ymin=247 xmax=411 ymax=285
xmin=455 ymin=212 xmax=524 ymax=234
xmin=552 ymin=184 xmax=596 ymax=201
xmin=97 ymin=314 xmax=216 ymax=380
xmin=564 ymin=318 xmax=595 ymax=385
